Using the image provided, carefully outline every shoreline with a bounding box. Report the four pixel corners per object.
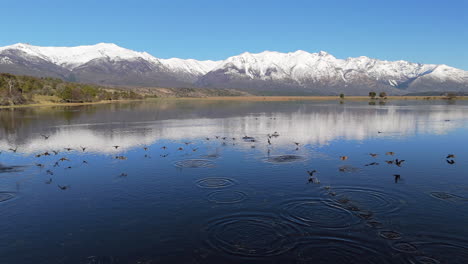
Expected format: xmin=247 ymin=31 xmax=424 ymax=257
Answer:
xmin=0 ymin=96 xmax=466 ymax=109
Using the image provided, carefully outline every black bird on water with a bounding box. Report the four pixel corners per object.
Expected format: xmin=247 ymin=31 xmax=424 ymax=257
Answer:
xmin=57 ymin=185 xmax=70 ymax=190
xmin=64 ymin=148 xmax=73 ymax=151
xmin=365 ymin=162 xmax=379 ymax=166
xmin=143 ymin=147 xmax=149 ymax=151
xmin=59 ymin=157 xmax=70 ymax=162
xmin=52 ymin=150 xmax=60 ymax=155
xmin=9 ymin=147 xmax=18 ymax=153
xmin=294 ymin=142 xmax=300 ymax=146
xmin=41 ymin=134 xmax=50 ymax=140
xmin=82 ymin=160 xmax=88 ymax=164
xmin=268 ymin=139 xmax=271 ymax=145
xmin=113 ymin=145 xmax=120 ymax=149
xmin=446 ymin=159 xmax=455 ymax=165
xmin=80 ymin=146 xmax=87 ymax=152
xmin=394 ymin=174 xmax=401 ymax=183
xmin=369 ymin=153 xmax=378 ymax=157
xmin=307 ymin=170 xmax=317 ymax=176
xmin=161 ymin=146 xmax=167 ymax=150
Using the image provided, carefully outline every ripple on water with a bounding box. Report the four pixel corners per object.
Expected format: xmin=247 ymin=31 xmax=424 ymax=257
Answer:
xmin=174 ymin=159 xmax=215 ymax=168
xmin=409 ymin=240 xmax=468 ymax=264
xmin=392 ymin=242 xmax=419 ymax=254
xmin=196 ymin=177 xmax=236 ymax=189
xmin=430 ymin=192 xmax=467 ymax=202
xmin=207 ymin=191 xmax=247 ymax=204
xmin=296 ymin=236 xmax=396 ymax=264
xmin=0 ymin=192 xmax=16 ymax=203
xmin=330 ymin=187 xmax=406 ymax=216
xmin=203 ymin=213 xmax=302 ymax=257
xmin=264 ymin=155 xmax=306 ymax=164
xmin=379 ymin=230 xmax=402 ymax=240
xmin=279 ymin=198 xmax=361 ymax=229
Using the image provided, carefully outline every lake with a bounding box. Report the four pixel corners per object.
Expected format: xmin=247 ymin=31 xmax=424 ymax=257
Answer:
xmin=1 ymin=99 xmax=467 ymax=264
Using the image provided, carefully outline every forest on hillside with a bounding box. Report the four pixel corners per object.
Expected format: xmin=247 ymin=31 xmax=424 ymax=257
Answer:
xmin=0 ymin=73 xmax=142 ymax=106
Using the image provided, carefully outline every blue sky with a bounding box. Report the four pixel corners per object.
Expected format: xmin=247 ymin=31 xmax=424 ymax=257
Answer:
xmin=1 ymin=0 xmax=467 ymax=69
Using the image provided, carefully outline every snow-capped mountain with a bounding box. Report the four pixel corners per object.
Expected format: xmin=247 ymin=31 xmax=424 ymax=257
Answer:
xmin=1 ymin=43 xmax=467 ymax=95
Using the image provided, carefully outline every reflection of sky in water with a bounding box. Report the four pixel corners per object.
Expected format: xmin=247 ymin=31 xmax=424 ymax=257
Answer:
xmin=0 ymin=100 xmax=468 ymax=263
xmin=1 ymin=101 xmax=468 ymax=154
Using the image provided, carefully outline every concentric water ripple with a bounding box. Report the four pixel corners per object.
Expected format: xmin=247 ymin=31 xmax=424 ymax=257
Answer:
xmin=203 ymin=213 xmax=303 ymax=257
xmin=196 ymin=177 xmax=236 ymax=189
xmin=279 ymin=198 xmax=361 ymax=229
xmin=330 ymin=187 xmax=406 ymax=215
xmin=296 ymin=236 xmax=398 ymax=264
xmin=391 ymin=242 xmax=419 ymax=253
xmin=207 ymin=191 xmax=247 ymax=204
xmin=264 ymin=155 xmax=306 ymax=164
xmin=174 ymin=159 xmax=215 ymax=168
xmin=0 ymin=192 xmax=16 ymax=203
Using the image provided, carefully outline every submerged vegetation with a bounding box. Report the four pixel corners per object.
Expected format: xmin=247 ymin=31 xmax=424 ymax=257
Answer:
xmin=0 ymin=73 xmax=142 ymax=106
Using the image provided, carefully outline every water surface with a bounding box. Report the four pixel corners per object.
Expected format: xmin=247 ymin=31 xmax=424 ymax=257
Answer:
xmin=1 ymin=99 xmax=467 ymax=263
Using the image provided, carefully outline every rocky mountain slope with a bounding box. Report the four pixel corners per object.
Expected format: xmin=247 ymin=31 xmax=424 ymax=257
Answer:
xmin=1 ymin=43 xmax=466 ymax=95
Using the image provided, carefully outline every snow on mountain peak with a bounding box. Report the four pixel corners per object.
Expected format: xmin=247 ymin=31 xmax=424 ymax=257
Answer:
xmin=0 ymin=42 xmax=158 ymax=69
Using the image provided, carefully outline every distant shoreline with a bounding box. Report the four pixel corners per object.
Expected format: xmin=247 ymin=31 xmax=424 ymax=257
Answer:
xmin=0 ymin=96 xmax=466 ymax=109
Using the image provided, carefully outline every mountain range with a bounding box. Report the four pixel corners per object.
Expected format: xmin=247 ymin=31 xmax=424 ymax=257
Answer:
xmin=1 ymin=43 xmax=467 ymax=95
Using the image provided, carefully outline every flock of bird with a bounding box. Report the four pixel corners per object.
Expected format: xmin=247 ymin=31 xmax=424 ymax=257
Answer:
xmin=2 ymin=130 xmax=459 ymax=191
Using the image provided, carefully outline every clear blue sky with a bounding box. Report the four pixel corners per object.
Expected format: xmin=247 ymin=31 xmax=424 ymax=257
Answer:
xmin=1 ymin=0 xmax=467 ymax=69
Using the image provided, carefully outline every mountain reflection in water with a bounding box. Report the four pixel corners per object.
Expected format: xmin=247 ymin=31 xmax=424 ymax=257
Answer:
xmin=0 ymin=99 xmax=467 ymax=264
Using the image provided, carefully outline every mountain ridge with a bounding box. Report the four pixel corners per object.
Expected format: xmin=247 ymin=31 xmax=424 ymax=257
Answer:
xmin=1 ymin=43 xmax=467 ymax=95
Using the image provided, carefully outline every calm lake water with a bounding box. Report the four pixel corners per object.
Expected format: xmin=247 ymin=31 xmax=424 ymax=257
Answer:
xmin=1 ymin=99 xmax=468 ymax=264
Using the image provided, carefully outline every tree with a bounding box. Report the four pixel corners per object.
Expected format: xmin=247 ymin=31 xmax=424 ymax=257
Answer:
xmin=379 ymin=92 xmax=387 ymax=98
xmin=339 ymin=93 xmax=345 ymax=99
xmin=369 ymin=91 xmax=376 ymax=99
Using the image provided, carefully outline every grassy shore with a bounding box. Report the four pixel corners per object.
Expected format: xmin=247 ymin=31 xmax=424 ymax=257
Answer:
xmin=1 ymin=95 xmax=466 ymax=109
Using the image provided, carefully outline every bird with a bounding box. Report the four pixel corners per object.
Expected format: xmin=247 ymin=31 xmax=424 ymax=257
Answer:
xmin=394 ymin=174 xmax=401 ymax=183
xmin=395 ymin=159 xmax=405 ymax=167
xmin=57 ymin=185 xmax=70 ymax=190
xmin=59 ymin=157 xmax=70 ymax=162
xmin=308 ymin=177 xmax=320 ymax=184
xmin=369 ymin=153 xmax=378 ymax=157
xmin=340 ymin=156 xmax=348 ymax=161
xmin=35 ymin=163 xmax=44 ymax=168
xmin=365 ymin=162 xmax=379 ymax=166
xmin=205 ymin=138 xmax=210 ymax=141
xmin=143 ymin=147 xmax=148 ymax=151
xmin=52 ymin=150 xmax=60 ymax=155
xmin=46 ymin=170 xmax=54 ymax=175
xmin=446 ymin=154 xmax=456 ymax=159
xmin=232 ymin=137 xmax=236 ymax=140
xmin=113 ymin=145 xmax=120 ymax=149
xmin=184 ymin=142 xmax=192 ymax=145
xmin=215 ymin=136 xmax=219 ymax=139
xmin=307 ymin=170 xmax=317 ymax=176
xmin=192 ymin=148 xmax=198 ymax=152
xmin=178 ymin=147 xmax=184 ymax=151
xmin=64 ymin=148 xmax=73 ymax=151
xmin=222 ymin=137 xmax=227 ymax=140
xmin=268 ymin=139 xmax=271 ymax=145
xmin=378 ymin=131 xmax=383 ymax=134
xmin=35 ymin=154 xmax=42 ymax=158
xmin=45 ymin=178 xmax=52 ymax=184
xmin=115 ymin=156 xmax=127 ymax=160
xmin=8 ymin=147 xmax=17 ymax=153
xmin=294 ymin=142 xmax=300 ymax=146
xmin=385 ymin=160 xmax=394 ymax=164
xmin=272 ymin=132 xmax=280 ymax=137
xmin=119 ymin=173 xmax=128 ymax=177
xmin=160 ymin=154 xmax=169 ymax=157
xmin=80 ymin=146 xmax=86 ymax=152
xmin=41 ymin=134 xmax=50 ymax=140
xmin=386 ymin=152 xmax=395 ymax=156
xmin=446 ymin=159 xmax=455 ymax=165
xmin=82 ymin=160 xmax=88 ymax=164
xmin=53 ymin=162 xmax=60 ymax=167
xmin=43 ymin=151 xmax=50 ymax=156
xmin=161 ymin=146 xmax=167 ymax=150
